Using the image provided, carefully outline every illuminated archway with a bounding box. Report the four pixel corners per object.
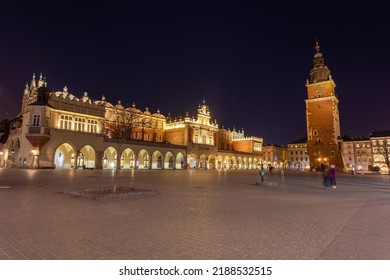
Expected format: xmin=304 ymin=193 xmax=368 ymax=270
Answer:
xmin=138 ymin=149 xmax=150 ymax=169
xmin=237 ymin=157 xmax=243 ymax=169
xmin=243 ymin=157 xmax=248 ymax=169
xmin=103 ymin=147 xmax=117 ymax=169
xmin=248 ymin=157 xmax=253 ymax=169
xmin=231 ymin=156 xmax=237 ymax=169
xmin=121 ymin=148 xmax=135 ymax=169
xmin=54 ymin=142 xmax=76 ymax=168
xmin=80 ymin=145 xmax=95 ymax=169
xmin=223 ymin=156 xmax=230 ymax=169
xmin=199 ymin=154 xmax=207 ymax=169
xmin=208 ymin=155 xmax=215 ymax=170
xmin=189 ymin=153 xmax=197 ymax=169
xmin=216 ymin=155 xmax=222 ymax=169
xmin=176 ymin=152 xmax=185 ymax=169
xmin=152 ymin=150 xmax=163 ymax=169
xmin=164 ymin=151 xmax=175 ymax=169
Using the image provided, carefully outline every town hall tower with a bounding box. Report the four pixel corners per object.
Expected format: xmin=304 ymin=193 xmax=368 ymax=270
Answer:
xmin=305 ymin=41 xmax=343 ymax=170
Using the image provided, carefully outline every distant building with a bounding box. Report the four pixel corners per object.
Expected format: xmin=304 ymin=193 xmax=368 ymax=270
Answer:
xmin=341 ymin=136 xmax=373 ymax=172
xmin=0 ymin=74 xmax=264 ymax=170
xmin=262 ymin=144 xmax=287 ymax=169
xmin=370 ymin=130 xmax=390 ymax=174
xmin=305 ymin=41 xmax=343 ymax=170
xmin=287 ymin=137 xmax=309 ymax=170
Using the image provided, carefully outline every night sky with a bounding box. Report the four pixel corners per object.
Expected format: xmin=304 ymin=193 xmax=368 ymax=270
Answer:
xmin=1 ymin=1 xmax=389 ymax=146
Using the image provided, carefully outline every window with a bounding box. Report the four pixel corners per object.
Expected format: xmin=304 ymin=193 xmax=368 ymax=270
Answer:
xmin=32 ymin=115 xmax=41 ymax=126
xmin=331 ymin=151 xmax=335 ymax=157
xmin=313 ymin=130 xmax=318 ymax=136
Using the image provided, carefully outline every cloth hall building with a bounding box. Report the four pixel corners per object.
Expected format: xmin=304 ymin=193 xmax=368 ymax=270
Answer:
xmin=0 ymin=74 xmax=263 ymax=170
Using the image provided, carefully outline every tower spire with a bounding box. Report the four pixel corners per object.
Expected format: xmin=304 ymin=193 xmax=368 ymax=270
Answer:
xmin=309 ymin=40 xmax=331 ymax=83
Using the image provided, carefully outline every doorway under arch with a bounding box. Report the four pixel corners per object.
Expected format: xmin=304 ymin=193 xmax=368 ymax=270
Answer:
xmin=151 ymin=150 xmax=163 ymax=169
xmin=138 ymin=149 xmax=150 ymax=169
xmin=80 ymin=145 xmax=96 ymax=169
xmin=121 ymin=148 xmax=135 ymax=169
xmin=176 ymin=152 xmax=185 ymax=169
xmin=103 ymin=147 xmax=117 ymax=169
xmin=54 ymin=143 xmax=76 ymax=168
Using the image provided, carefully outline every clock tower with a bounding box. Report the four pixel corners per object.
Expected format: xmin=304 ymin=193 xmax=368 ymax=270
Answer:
xmin=305 ymin=41 xmax=343 ymax=170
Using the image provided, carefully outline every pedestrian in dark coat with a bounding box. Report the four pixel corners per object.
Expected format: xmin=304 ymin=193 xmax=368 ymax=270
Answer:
xmin=328 ymin=165 xmax=337 ymax=189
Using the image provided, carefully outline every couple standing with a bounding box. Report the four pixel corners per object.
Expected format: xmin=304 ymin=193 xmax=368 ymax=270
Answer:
xmin=323 ymin=165 xmax=337 ymax=189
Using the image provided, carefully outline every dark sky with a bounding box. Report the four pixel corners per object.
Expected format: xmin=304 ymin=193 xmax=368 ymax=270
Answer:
xmin=1 ymin=1 xmax=389 ymax=146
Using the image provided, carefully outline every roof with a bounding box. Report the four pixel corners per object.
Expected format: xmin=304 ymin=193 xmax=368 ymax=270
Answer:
xmin=370 ymin=130 xmax=390 ymax=137
xmin=288 ymin=136 xmax=307 ymax=144
xmin=341 ymin=135 xmax=369 ymax=141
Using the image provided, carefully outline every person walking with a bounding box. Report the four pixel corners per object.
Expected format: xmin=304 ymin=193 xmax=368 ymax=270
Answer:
xmin=328 ymin=165 xmax=337 ymax=189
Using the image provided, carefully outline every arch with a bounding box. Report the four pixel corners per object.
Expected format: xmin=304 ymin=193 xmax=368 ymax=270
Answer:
xmin=175 ymin=152 xmax=185 ymax=169
xmin=121 ymin=148 xmax=135 ymax=169
xmin=208 ymin=155 xmax=215 ymax=170
xmin=164 ymin=151 xmax=175 ymax=169
xmin=248 ymin=157 xmax=253 ymax=169
xmin=188 ymin=153 xmax=197 ymax=169
xmin=199 ymin=154 xmax=207 ymax=169
xmin=103 ymin=146 xmax=117 ymax=169
xmin=79 ymin=145 xmax=96 ymax=169
xmin=243 ymin=157 xmax=248 ymax=169
xmin=54 ymin=142 xmax=76 ymax=169
xmin=223 ymin=156 xmax=230 ymax=169
xmin=237 ymin=157 xmax=243 ymax=169
xmin=138 ymin=149 xmax=150 ymax=169
xmin=152 ymin=150 xmax=163 ymax=169
xmin=231 ymin=156 xmax=237 ymax=169
xmin=216 ymin=155 xmax=222 ymax=170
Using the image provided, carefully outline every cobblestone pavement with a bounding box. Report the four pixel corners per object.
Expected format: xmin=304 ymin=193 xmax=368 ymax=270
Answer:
xmin=0 ymin=168 xmax=389 ymax=260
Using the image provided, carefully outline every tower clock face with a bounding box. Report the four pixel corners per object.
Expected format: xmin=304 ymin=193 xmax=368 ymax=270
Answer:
xmin=315 ymin=85 xmax=324 ymax=93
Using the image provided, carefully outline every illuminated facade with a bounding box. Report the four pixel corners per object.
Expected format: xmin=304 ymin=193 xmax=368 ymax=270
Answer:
xmin=305 ymin=42 xmax=343 ymax=170
xmin=287 ymin=137 xmax=309 ymax=170
xmin=370 ymin=130 xmax=390 ymax=174
xmin=341 ymin=136 xmax=373 ymax=172
xmin=0 ymin=74 xmax=263 ymax=170
xmin=262 ymin=144 xmax=287 ymax=169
